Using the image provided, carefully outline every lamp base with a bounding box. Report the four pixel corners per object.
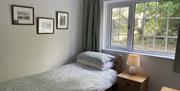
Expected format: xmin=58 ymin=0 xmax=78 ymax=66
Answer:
xmin=128 ymin=66 xmax=137 ymax=75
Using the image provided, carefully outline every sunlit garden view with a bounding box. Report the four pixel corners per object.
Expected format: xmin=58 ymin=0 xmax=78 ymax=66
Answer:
xmin=111 ymin=0 xmax=180 ymax=54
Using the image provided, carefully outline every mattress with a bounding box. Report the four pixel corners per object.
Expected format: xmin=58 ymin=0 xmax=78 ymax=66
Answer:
xmin=0 ymin=62 xmax=117 ymax=91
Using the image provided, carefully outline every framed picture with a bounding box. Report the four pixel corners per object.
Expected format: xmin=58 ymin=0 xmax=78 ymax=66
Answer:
xmin=37 ymin=17 xmax=54 ymax=34
xmin=56 ymin=11 xmax=69 ymax=29
xmin=11 ymin=5 xmax=34 ymax=25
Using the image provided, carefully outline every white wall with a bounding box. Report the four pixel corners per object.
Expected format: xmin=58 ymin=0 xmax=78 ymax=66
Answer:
xmin=0 ymin=0 xmax=4 ymax=82
xmin=0 ymin=0 xmax=83 ymax=82
xmin=102 ymin=50 xmax=180 ymax=91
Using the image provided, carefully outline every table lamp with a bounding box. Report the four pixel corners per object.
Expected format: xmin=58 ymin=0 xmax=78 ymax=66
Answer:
xmin=126 ymin=54 xmax=140 ymax=75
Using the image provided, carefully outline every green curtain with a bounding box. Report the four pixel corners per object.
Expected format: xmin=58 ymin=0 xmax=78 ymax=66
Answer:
xmin=174 ymin=23 xmax=180 ymax=73
xmin=82 ymin=0 xmax=101 ymax=52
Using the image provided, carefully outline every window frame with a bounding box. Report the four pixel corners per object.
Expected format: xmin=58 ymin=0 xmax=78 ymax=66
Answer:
xmin=103 ymin=1 xmax=177 ymax=59
xmin=106 ymin=2 xmax=135 ymax=51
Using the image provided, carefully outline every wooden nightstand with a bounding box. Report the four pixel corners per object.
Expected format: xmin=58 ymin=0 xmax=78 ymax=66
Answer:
xmin=160 ymin=87 xmax=180 ymax=91
xmin=117 ymin=71 xmax=149 ymax=91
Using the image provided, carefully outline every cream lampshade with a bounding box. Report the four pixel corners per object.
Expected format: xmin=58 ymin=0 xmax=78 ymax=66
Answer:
xmin=126 ymin=54 xmax=140 ymax=75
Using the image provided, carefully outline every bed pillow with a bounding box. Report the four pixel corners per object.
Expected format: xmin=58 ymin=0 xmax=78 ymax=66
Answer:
xmin=77 ymin=59 xmax=114 ymax=70
xmin=76 ymin=51 xmax=115 ymax=70
xmin=77 ymin=51 xmax=115 ymax=65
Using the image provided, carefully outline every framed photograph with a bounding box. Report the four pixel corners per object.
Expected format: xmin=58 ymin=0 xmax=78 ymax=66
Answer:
xmin=37 ymin=17 xmax=54 ymax=34
xmin=11 ymin=5 xmax=34 ymax=25
xmin=56 ymin=11 xmax=69 ymax=29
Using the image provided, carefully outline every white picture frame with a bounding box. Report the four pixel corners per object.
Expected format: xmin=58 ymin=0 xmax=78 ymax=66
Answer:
xmin=37 ymin=17 xmax=54 ymax=34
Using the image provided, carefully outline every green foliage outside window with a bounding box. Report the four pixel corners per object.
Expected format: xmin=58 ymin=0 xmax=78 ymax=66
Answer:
xmin=111 ymin=0 xmax=180 ymax=54
xmin=134 ymin=0 xmax=180 ymax=54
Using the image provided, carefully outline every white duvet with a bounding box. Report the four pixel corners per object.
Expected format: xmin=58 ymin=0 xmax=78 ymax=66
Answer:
xmin=0 ymin=62 xmax=117 ymax=91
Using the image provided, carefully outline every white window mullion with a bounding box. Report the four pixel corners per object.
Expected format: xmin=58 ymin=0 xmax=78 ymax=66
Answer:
xmin=153 ymin=2 xmax=158 ymax=50
xmin=118 ymin=8 xmax=120 ymax=41
xmin=141 ymin=3 xmax=146 ymax=49
xmin=153 ymin=17 xmax=156 ymax=51
xmin=165 ymin=21 xmax=169 ymax=53
xmin=127 ymin=2 xmax=135 ymax=51
xmin=165 ymin=1 xmax=170 ymax=53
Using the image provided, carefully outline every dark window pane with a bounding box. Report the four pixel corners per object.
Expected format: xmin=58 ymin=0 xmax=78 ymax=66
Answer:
xmin=119 ymin=7 xmax=129 ymax=19
xmin=156 ymin=1 xmax=169 ymax=18
xmin=112 ymin=19 xmax=120 ymax=30
xmin=111 ymin=34 xmax=127 ymax=47
xmin=119 ymin=20 xmax=128 ymax=34
xmin=155 ymin=19 xmax=167 ymax=36
xmin=169 ymin=0 xmax=180 ymax=17
xmin=134 ymin=19 xmax=144 ymax=35
xmin=111 ymin=7 xmax=129 ymax=48
xmin=134 ymin=35 xmax=143 ymax=50
xmin=143 ymin=37 xmax=154 ymax=51
xmin=112 ymin=20 xmax=128 ymax=35
xmin=111 ymin=33 xmax=118 ymax=43
xmin=134 ymin=19 xmax=143 ymax=50
xmin=112 ymin=7 xmax=129 ymax=20
xmin=112 ymin=8 xmax=120 ymax=20
xmin=167 ymin=38 xmax=177 ymax=54
xmin=135 ymin=3 xmax=145 ymax=19
xmin=145 ymin=2 xmax=157 ymax=18
xmin=144 ymin=18 xmax=155 ymax=36
xmin=168 ymin=19 xmax=180 ymax=36
xmin=155 ymin=37 xmax=165 ymax=53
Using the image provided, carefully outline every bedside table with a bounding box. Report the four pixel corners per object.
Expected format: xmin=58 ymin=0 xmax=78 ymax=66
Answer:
xmin=117 ymin=71 xmax=149 ymax=91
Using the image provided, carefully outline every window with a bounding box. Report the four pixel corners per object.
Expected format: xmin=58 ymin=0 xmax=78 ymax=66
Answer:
xmin=134 ymin=1 xmax=180 ymax=54
xmin=105 ymin=0 xmax=180 ymax=58
xmin=111 ymin=7 xmax=129 ymax=48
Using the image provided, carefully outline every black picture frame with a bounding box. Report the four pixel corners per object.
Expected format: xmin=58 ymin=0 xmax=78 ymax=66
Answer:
xmin=56 ymin=11 xmax=69 ymax=29
xmin=37 ymin=17 xmax=54 ymax=34
xmin=11 ymin=5 xmax=34 ymax=25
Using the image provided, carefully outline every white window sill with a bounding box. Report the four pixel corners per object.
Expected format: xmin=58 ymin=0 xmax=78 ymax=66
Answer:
xmin=102 ymin=48 xmax=175 ymax=60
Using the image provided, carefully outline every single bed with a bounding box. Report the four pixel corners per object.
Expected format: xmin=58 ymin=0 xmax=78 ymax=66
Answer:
xmin=0 ymin=54 xmax=123 ymax=91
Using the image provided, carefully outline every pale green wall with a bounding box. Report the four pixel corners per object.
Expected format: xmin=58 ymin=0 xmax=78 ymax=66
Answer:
xmin=0 ymin=0 xmax=83 ymax=82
